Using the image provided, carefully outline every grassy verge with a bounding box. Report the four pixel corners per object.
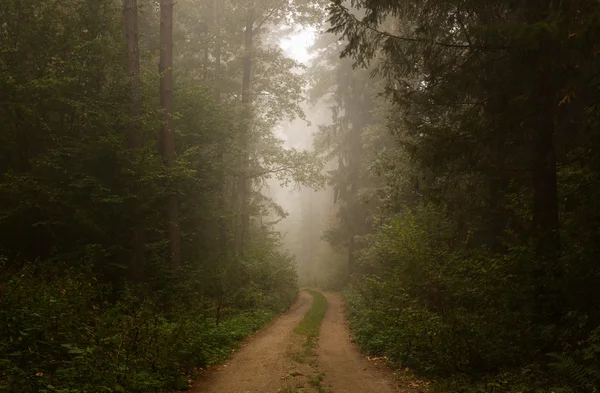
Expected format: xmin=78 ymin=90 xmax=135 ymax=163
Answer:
xmin=294 ymin=290 xmax=328 ymax=358
xmin=284 ymin=290 xmax=330 ymax=392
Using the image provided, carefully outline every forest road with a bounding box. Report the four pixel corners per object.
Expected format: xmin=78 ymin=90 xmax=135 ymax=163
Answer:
xmin=194 ymin=290 xmax=405 ymax=393
xmin=317 ymin=291 xmax=400 ymax=393
xmin=193 ymin=291 xmax=313 ymax=393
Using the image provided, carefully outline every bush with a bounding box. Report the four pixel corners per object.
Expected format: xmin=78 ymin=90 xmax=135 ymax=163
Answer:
xmin=343 ymin=209 xmax=600 ymax=392
xmin=0 ymin=259 xmax=295 ymax=392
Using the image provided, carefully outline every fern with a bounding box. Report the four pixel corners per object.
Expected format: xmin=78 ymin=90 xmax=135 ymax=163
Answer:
xmin=548 ymin=353 xmax=600 ymax=392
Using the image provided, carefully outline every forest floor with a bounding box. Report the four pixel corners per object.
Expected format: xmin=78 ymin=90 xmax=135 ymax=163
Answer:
xmin=192 ymin=290 xmax=425 ymax=393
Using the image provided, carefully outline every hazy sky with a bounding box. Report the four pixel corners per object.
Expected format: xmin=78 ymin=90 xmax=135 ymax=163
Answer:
xmin=280 ymin=27 xmax=316 ymax=64
xmin=274 ymin=27 xmax=318 ymax=148
xmin=271 ymin=26 xmax=338 ymax=286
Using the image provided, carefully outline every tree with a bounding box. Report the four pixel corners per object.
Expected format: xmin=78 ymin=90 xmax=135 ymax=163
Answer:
xmin=309 ymin=32 xmax=381 ymax=274
xmin=124 ymin=0 xmax=145 ymax=281
xmin=0 ymin=0 xmax=310 ymax=390
xmin=235 ymin=1 xmax=255 ymax=256
xmin=325 ymin=0 xmax=600 ymax=390
xmin=159 ymin=0 xmax=181 ymax=266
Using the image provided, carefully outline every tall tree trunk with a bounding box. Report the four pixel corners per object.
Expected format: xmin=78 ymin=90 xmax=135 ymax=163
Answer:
xmin=531 ymin=114 xmax=561 ymax=322
xmin=202 ymin=21 xmax=209 ymax=81
xmin=213 ymin=0 xmax=221 ymax=104
xmin=234 ymin=3 xmax=254 ymax=257
xmin=532 ymin=121 xmax=560 ymax=255
xmin=213 ymin=0 xmax=229 ymax=263
xmin=525 ymin=0 xmax=562 ymax=324
xmin=124 ymin=0 xmax=145 ymax=281
xmin=159 ymin=0 xmax=181 ymax=266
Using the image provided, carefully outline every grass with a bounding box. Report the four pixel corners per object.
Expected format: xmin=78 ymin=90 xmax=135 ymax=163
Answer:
xmin=281 ymin=373 xmax=329 ymax=393
xmin=294 ymin=290 xmax=328 ymax=347
xmin=283 ymin=290 xmax=331 ymax=393
xmin=308 ymin=374 xmax=324 ymax=386
xmin=291 ymin=290 xmax=328 ymax=364
xmin=308 ymin=373 xmax=330 ymax=393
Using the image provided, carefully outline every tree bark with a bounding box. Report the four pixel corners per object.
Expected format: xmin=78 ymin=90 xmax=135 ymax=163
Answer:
xmin=532 ymin=121 xmax=560 ymax=255
xmin=531 ymin=113 xmax=561 ymax=322
xmin=159 ymin=0 xmax=181 ymax=267
xmin=124 ymin=0 xmax=145 ymax=281
xmin=234 ymin=3 xmax=254 ymax=257
xmin=213 ymin=0 xmax=222 ymax=104
xmin=524 ymin=0 xmax=562 ymax=324
xmin=213 ymin=0 xmax=230 ymax=263
xmin=203 ymin=20 xmax=209 ymax=81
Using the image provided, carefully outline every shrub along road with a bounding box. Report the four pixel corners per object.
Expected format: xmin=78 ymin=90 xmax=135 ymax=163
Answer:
xmin=193 ymin=290 xmax=411 ymax=393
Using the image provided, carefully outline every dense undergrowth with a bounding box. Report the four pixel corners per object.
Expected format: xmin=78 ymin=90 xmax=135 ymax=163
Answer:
xmin=312 ymin=1 xmax=600 ymax=392
xmin=0 ymin=0 xmax=317 ymax=391
xmin=342 ymin=212 xmax=600 ymax=393
xmin=0 ymin=260 xmax=297 ymax=392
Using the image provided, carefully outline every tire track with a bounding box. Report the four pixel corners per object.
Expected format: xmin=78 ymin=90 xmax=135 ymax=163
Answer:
xmin=193 ymin=291 xmax=313 ymax=393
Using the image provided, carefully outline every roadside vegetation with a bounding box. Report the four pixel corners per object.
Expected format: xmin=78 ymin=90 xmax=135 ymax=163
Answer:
xmin=0 ymin=0 xmax=321 ymax=391
xmin=3 ymin=0 xmax=600 ymax=391
xmin=312 ymin=1 xmax=600 ymax=392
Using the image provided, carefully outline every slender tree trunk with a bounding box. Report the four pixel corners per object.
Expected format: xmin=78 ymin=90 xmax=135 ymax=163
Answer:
xmin=524 ymin=0 xmax=562 ymax=324
xmin=213 ymin=0 xmax=221 ymax=104
xmin=531 ymin=114 xmax=561 ymax=322
xmin=532 ymin=121 xmax=560 ymax=254
xmin=159 ymin=0 xmax=181 ymax=267
xmin=203 ymin=21 xmax=209 ymax=81
xmin=124 ymin=0 xmax=145 ymax=281
xmin=235 ymin=3 xmax=254 ymax=257
xmin=125 ymin=0 xmax=141 ymax=150
xmin=346 ymin=103 xmax=366 ymax=274
xmin=212 ymin=0 xmax=229 ymax=263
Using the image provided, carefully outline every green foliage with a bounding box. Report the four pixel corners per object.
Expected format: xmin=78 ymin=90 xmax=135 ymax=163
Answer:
xmin=0 ymin=260 xmax=291 ymax=392
xmin=344 ymin=210 xmax=527 ymax=374
xmin=317 ymin=0 xmax=600 ymax=391
xmin=548 ymin=326 xmax=600 ymax=393
xmin=0 ymin=0 xmax=316 ymax=391
xmin=343 ymin=208 xmax=600 ymax=392
xmin=335 ymin=202 xmax=593 ymax=391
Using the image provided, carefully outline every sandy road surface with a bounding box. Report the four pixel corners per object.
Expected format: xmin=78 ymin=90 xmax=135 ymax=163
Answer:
xmin=193 ymin=291 xmax=313 ymax=393
xmin=194 ymin=290 xmax=406 ymax=393
xmin=317 ymin=292 xmax=399 ymax=393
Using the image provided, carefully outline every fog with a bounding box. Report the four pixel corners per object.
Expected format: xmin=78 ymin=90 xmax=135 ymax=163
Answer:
xmin=3 ymin=1 xmax=599 ymax=391
xmin=263 ymin=27 xmax=346 ymax=287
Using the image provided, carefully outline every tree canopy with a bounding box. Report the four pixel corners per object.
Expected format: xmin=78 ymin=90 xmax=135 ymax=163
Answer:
xmin=315 ymin=0 xmax=600 ymax=391
xmin=2 ymin=0 xmax=600 ymax=391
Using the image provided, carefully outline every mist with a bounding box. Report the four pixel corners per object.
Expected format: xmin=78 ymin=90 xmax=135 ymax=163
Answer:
xmin=270 ymin=38 xmax=336 ymax=289
xmin=2 ymin=0 xmax=600 ymax=391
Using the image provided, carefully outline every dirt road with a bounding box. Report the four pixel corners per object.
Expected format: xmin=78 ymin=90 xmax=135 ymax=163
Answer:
xmin=194 ymin=290 xmax=406 ymax=393
xmin=193 ymin=291 xmax=313 ymax=393
xmin=317 ymin=292 xmax=398 ymax=393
